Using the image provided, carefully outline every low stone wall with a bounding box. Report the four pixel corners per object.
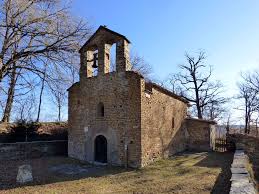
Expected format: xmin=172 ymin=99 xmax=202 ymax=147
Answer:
xmin=228 ymin=134 xmax=259 ymax=181
xmin=230 ymin=149 xmax=257 ymax=194
xmin=228 ymin=134 xmax=259 ymax=192
xmin=0 ymin=140 xmax=67 ymax=160
xmin=185 ymin=118 xmax=216 ymax=151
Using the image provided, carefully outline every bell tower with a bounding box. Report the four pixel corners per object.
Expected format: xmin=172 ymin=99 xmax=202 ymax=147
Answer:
xmin=79 ymin=26 xmax=132 ymax=79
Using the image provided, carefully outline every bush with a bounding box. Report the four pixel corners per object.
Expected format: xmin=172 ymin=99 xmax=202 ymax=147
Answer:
xmin=9 ymin=119 xmax=40 ymax=142
xmin=0 ymin=121 xmax=67 ymax=143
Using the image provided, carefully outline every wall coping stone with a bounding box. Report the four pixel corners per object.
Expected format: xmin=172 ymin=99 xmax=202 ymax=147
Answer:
xmin=229 ymin=149 xmax=257 ymax=194
xmin=0 ymin=140 xmax=67 ymax=146
xmin=231 ymin=167 xmax=249 ymax=174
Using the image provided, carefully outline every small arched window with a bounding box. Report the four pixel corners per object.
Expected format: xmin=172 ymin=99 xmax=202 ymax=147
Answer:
xmin=172 ymin=117 xmax=175 ymax=129
xmin=97 ymin=102 xmax=104 ymax=117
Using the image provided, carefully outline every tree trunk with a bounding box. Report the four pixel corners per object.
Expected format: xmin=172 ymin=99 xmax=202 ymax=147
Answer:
xmin=196 ymin=104 xmax=202 ymax=119
xmin=244 ymin=114 xmax=248 ymax=134
xmin=58 ymin=104 xmax=61 ymax=122
xmin=36 ymin=68 xmax=46 ymax=122
xmin=256 ymin=118 xmax=258 ymax=137
xmin=247 ymin=115 xmax=251 ymax=134
xmin=20 ymin=104 xmax=25 ymax=121
xmin=0 ymin=71 xmax=3 ymax=83
xmin=1 ymin=67 xmax=17 ymax=122
xmin=0 ymin=58 xmax=4 ymax=83
xmin=245 ymin=97 xmax=251 ymax=134
xmin=193 ymin=74 xmax=203 ymax=119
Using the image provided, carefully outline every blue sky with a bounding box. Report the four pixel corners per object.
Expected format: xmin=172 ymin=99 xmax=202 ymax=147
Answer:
xmin=72 ymin=1 xmax=259 ymax=93
xmin=70 ymin=1 xmax=259 ymax=122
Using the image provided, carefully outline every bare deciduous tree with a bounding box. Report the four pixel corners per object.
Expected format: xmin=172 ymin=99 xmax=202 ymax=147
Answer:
xmin=0 ymin=0 xmax=90 ymax=82
xmin=0 ymin=0 xmax=90 ymax=122
xmin=130 ymin=53 xmax=152 ymax=79
xmin=203 ymin=101 xmax=226 ymax=121
xmin=237 ymin=71 xmax=259 ymax=134
xmin=242 ymin=71 xmax=259 ymax=93
xmin=14 ymin=93 xmax=36 ymax=121
xmin=48 ymin=82 xmax=67 ymax=122
xmin=1 ymin=65 xmax=18 ymax=122
xmin=170 ymin=51 xmax=226 ymax=119
xmin=110 ymin=52 xmax=152 ymax=79
xmin=36 ymin=63 xmax=47 ymax=122
xmin=1 ymin=61 xmax=37 ymax=122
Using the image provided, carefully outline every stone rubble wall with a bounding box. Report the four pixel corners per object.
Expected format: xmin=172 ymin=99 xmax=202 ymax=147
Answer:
xmin=228 ymin=134 xmax=259 ymax=191
xmin=140 ymin=81 xmax=188 ymax=167
xmin=230 ymin=149 xmax=257 ymax=194
xmin=139 ymin=79 xmax=214 ymax=167
xmin=185 ymin=118 xmax=215 ymax=151
xmin=68 ymin=72 xmax=142 ymax=167
xmin=0 ymin=140 xmax=67 ymax=160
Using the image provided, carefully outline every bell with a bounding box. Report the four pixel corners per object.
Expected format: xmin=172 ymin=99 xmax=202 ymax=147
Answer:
xmin=92 ymin=53 xmax=98 ymax=68
xmin=92 ymin=60 xmax=98 ymax=68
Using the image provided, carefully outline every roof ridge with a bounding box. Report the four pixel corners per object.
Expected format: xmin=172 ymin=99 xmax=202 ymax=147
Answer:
xmin=79 ymin=25 xmax=130 ymax=52
xmin=149 ymin=82 xmax=189 ymax=104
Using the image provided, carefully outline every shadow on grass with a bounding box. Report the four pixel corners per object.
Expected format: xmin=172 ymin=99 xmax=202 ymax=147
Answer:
xmin=0 ymin=156 xmax=134 ymax=191
xmin=0 ymin=152 xmax=234 ymax=193
xmin=194 ymin=151 xmax=234 ymax=194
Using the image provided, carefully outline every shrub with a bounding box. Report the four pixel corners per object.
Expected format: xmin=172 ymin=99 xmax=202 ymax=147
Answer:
xmin=9 ymin=119 xmax=40 ymax=142
xmin=0 ymin=121 xmax=68 ymax=143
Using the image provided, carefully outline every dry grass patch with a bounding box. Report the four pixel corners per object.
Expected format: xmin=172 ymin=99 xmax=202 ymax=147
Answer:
xmin=0 ymin=152 xmax=233 ymax=194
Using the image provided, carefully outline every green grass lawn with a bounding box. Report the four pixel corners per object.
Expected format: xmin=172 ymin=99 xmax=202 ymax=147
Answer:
xmin=0 ymin=152 xmax=233 ymax=194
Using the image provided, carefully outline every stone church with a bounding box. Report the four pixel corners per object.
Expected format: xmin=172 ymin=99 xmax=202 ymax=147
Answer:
xmin=68 ymin=26 xmax=215 ymax=168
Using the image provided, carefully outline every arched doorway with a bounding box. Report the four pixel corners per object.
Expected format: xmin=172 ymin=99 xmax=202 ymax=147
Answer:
xmin=94 ymin=135 xmax=107 ymax=163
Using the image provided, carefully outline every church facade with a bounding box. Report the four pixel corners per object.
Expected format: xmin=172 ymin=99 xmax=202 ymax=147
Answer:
xmin=67 ymin=26 xmax=214 ymax=168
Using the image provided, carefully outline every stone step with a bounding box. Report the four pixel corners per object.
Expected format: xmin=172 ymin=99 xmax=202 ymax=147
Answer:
xmin=231 ymin=173 xmax=249 ymax=181
xmin=231 ymin=163 xmax=246 ymax=168
xmin=230 ymin=182 xmax=256 ymax=194
xmin=231 ymin=167 xmax=248 ymax=174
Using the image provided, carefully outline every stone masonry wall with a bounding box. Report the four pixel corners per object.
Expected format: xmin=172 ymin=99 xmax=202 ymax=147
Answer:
xmin=185 ymin=118 xmax=214 ymax=151
xmin=0 ymin=140 xmax=67 ymax=160
xmin=140 ymin=80 xmax=188 ymax=167
xmin=227 ymin=134 xmax=259 ymax=191
xmin=69 ymin=72 xmax=214 ymax=168
xmin=68 ymin=71 xmax=142 ymax=167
